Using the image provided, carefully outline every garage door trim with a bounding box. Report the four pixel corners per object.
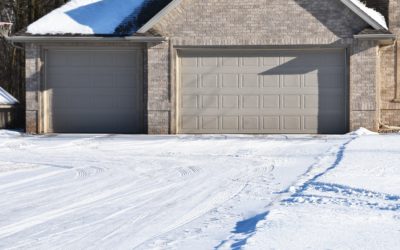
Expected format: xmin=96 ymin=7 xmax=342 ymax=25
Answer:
xmin=176 ymin=48 xmax=349 ymax=134
xmin=43 ymin=46 xmax=145 ymax=134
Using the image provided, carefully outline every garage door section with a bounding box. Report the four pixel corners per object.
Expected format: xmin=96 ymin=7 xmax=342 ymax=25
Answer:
xmin=46 ymin=49 xmax=143 ymax=134
xmin=179 ymin=49 xmax=347 ymax=134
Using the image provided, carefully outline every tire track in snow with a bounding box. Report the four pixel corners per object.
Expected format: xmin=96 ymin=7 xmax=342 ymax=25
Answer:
xmin=6 ymin=183 xmax=181 ymax=250
xmin=0 ymin=181 xmax=178 ymax=239
xmin=138 ymin=160 xmax=276 ymax=249
xmin=214 ymin=137 xmax=355 ymax=249
xmin=0 ymin=170 xmax=65 ymax=191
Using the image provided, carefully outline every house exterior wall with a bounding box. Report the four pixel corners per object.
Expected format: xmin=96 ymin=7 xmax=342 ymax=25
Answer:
xmin=379 ymin=0 xmax=400 ymax=127
xmin=350 ymin=40 xmax=380 ymax=131
xmin=146 ymin=0 xmax=380 ymax=132
xmin=25 ymin=43 xmax=42 ymax=134
xmin=24 ymin=0 xmax=384 ymax=134
xmin=147 ymin=42 xmax=171 ymax=134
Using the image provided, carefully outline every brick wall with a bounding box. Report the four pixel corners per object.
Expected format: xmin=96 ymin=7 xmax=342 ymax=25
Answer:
xmin=152 ymin=0 xmax=368 ymax=45
xmin=147 ymin=42 xmax=171 ymax=134
xmin=25 ymin=43 xmax=41 ymax=134
xmin=378 ymin=0 xmax=400 ymax=127
xmin=350 ymin=41 xmax=380 ymax=131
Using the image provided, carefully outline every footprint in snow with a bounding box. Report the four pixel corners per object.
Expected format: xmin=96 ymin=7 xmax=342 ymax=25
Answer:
xmin=75 ymin=166 xmax=105 ymax=179
xmin=176 ymin=166 xmax=201 ymax=177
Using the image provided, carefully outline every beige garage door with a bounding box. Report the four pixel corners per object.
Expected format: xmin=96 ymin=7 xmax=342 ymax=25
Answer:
xmin=179 ymin=49 xmax=347 ymax=134
xmin=46 ymin=48 xmax=144 ymax=133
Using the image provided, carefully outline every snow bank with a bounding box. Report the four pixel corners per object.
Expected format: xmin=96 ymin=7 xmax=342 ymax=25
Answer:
xmin=27 ymin=0 xmax=146 ymax=35
xmin=0 ymin=130 xmax=22 ymax=137
xmin=348 ymin=127 xmax=379 ymax=136
xmin=350 ymin=0 xmax=388 ymax=29
xmin=0 ymin=87 xmax=18 ymax=105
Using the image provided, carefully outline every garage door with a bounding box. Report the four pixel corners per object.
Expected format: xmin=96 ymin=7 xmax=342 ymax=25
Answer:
xmin=46 ymin=49 xmax=144 ymax=133
xmin=179 ymin=49 xmax=347 ymax=134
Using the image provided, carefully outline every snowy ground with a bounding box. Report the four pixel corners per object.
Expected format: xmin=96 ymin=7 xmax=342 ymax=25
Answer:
xmin=0 ymin=130 xmax=399 ymax=249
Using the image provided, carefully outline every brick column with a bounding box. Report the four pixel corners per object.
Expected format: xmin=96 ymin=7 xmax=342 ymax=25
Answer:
xmin=146 ymin=42 xmax=171 ymax=134
xmin=25 ymin=43 xmax=41 ymax=134
xmin=349 ymin=40 xmax=380 ymax=131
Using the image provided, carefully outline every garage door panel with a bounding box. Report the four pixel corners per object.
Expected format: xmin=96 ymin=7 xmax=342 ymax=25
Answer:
xmin=222 ymin=74 xmax=240 ymax=88
xmin=263 ymin=95 xmax=280 ymax=108
xmin=181 ymin=74 xmax=198 ymax=88
xmin=179 ymin=49 xmax=347 ymax=134
xmin=222 ymin=96 xmax=239 ymax=108
xmin=52 ymin=93 xmax=138 ymax=109
xmin=202 ymin=116 xmax=219 ymax=130
xmin=181 ymin=116 xmax=199 ymax=130
xmin=242 ymin=96 xmax=260 ymax=109
xmin=283 ymin=116 xmax=302 ymax=130
xmin=201 ymin=74 xmax=219 ymax=88
xmin=202 ymin=95 xmax=219 ymax=109
xmin=48 ymin=51 xmax=92 ymax=66
xmin=243 ymin=116 xmax=260 ymax=130
xmin=242 ymin=74 xmax=260 ymax=88
xmin=263 ymin=116 xmax=281 ymax=130
xmin=222 ymin=57 xmax=240 ymax=66
xmin=282 ymin=95 xmax=302 ymax=108
xmin=47 ymin=49 xmax=143 ymax=133
xmin=263 ymin=75 xmax=280 ymax=88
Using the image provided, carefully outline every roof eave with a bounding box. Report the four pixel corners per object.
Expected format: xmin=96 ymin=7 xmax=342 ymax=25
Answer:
xmin=0 ymin=104 xmax=18 ymax=108
xmin=7 ymin=35 xmax=167 ymax=43
xmin=354 ymin=33 xmax=396 ymax=45
xmin=340 ymin=0 xmax=387 ymax=30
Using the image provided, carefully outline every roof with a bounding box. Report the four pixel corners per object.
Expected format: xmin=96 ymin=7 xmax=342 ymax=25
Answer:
xmin=0 ymin=87 xmax=18 ymax=106
xmin=26 ymin=0 xmax=172 ymax=35
xmin=23 ymin=0 xmax=388 ymax=36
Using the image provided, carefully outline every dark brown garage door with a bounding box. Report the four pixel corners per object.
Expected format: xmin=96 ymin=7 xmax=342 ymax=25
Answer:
xmin=178 ymin=49 xmax=347 ymax=134
xmin=46 ymin=48 xmax=144 ymax=133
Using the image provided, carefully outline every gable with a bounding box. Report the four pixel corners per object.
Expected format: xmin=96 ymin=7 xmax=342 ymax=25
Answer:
xmin=140 ymin=0 xmax=387 ymax=42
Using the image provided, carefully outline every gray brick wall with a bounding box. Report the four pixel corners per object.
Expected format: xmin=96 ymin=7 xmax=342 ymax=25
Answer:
xmin=147 ymin=42 xmax=170 ymax=134
xmin=377 ymin=0 xmax=400 ymax=127
xmin=349 ymin=40 xmax=380 ymax=131
xmin=152 ymin=0 xmax=368 ymax=44
xmin=25 ymin=43 xmax=41 ymax=134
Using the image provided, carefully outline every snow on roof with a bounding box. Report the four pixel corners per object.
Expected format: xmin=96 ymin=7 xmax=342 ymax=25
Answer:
xmin=27 ymin=0 xmax=148 ymax=35
xmin=349 ymin=0 xmax=388 ymax=29
xmin=0 ymin=87 xmax=18 ymax=106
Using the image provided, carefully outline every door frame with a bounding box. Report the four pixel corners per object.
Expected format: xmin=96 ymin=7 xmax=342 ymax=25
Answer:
xmin=174 ymin=46 xmax=349 ymax=134
xmin=42 ymin=45 xmax=145 ymax=134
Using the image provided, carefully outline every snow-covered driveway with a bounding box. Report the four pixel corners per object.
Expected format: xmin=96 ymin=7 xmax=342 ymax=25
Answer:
xmin=0 ymin=131 xmax=399 ymax=249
